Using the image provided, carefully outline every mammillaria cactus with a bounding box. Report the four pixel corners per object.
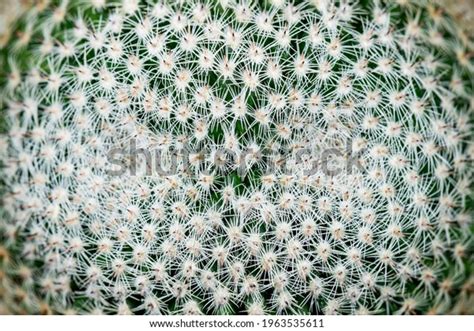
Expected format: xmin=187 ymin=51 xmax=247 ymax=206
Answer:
xmin=0 ymin=0 xmax=472 ymax=315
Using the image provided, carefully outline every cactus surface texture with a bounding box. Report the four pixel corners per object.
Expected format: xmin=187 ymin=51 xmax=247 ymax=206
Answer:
xmin=0 ymin=0 xmax=473 ymax=315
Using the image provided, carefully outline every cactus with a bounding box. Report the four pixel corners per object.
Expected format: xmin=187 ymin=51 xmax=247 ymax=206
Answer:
xmin=0 ymin=0 xmax=473 ymax=315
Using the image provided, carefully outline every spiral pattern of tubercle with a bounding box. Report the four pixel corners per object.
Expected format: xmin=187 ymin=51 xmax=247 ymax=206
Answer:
xmin=0 ymin=0 xmax=473 ymax=315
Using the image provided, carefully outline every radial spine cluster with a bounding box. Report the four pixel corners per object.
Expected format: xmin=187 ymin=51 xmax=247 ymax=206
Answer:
xmin=0 ymin=0 xmax=473 ymax=315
